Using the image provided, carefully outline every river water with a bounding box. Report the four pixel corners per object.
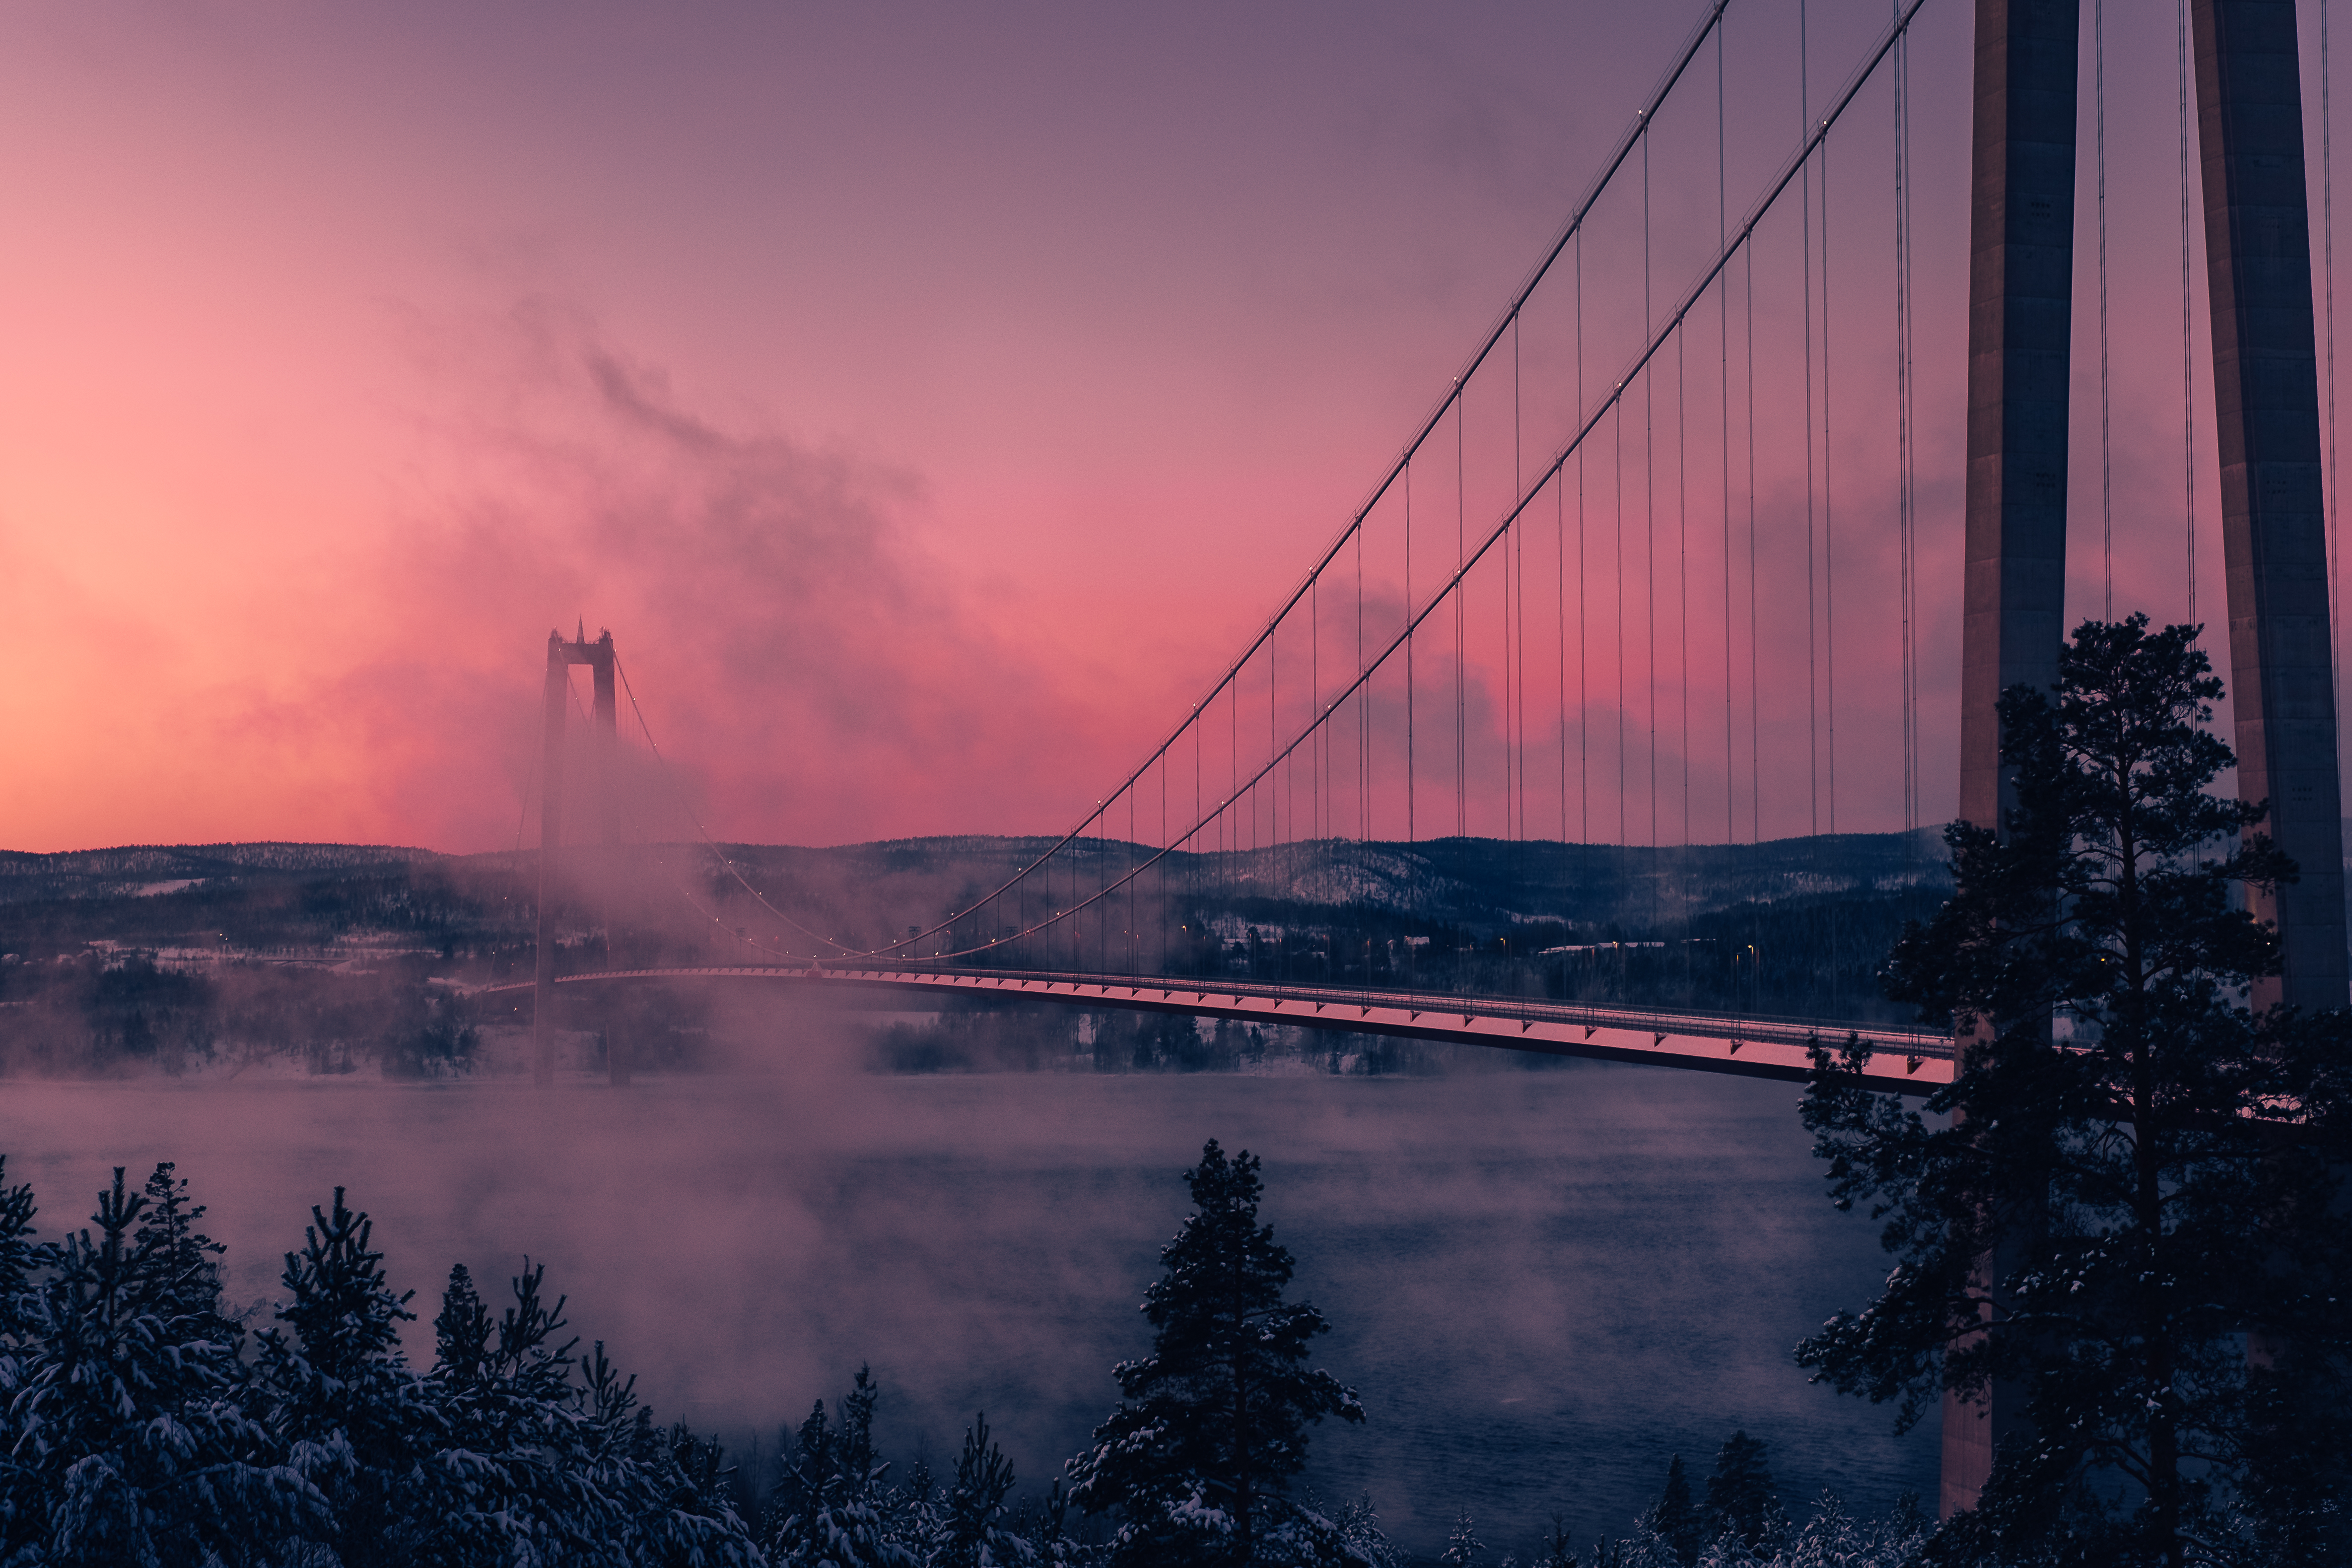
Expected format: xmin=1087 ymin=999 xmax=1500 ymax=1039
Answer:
xmin=0 ymin=1056 xmax=1937 ymax=1558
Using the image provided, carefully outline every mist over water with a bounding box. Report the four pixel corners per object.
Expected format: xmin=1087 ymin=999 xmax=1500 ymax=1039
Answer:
xmin=0 ymin=1044 xmax=1937 ymax=1557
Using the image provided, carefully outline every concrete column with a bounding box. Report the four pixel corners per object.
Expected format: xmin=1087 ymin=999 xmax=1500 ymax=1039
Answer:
xmin=2192 ymin=0 xmax=2350 ymax=1014
xmin=588 ymin=630 xmax=630 ymax=1087
xmin=1958 ymin=0 xmax=2080 ymax=834
xmin=1945 ymin=0 xmax=2079 ymax=1519
xmin=532 ymin=630 xmax=568 ymax=1090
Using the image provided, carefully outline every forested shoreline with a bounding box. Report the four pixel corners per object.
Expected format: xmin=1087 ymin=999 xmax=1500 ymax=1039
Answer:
xmin=0 ymin=833 xmax=1948 ymax=1079
xmin=0 ymin=1143 xmax=1934 ymax=1568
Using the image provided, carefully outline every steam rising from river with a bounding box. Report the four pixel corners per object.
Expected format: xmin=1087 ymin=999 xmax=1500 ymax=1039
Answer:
xmin=0 ymin=1023 xmax=1936 ymax=1556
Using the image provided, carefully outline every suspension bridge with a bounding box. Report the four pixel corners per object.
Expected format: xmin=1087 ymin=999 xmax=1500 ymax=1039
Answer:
xmin=480 ymin=0 xmax=2350 ymax=1517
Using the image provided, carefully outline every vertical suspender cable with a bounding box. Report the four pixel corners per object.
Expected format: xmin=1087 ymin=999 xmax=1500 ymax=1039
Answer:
xmin=1747 ymin=246 xmax=1761 ymax=843
xmin=1516 ymin=312 xmax=1527 ymax=854
xmin=1358 ymin=521 xmax=1368 ymax=840
xmin=1646 ymin=125 xmax=1660 ymax=848
xmin=1457 ymin=399 xmax=1468 ymax=841
xmin=2097 ymin=0 xmax=2114 ymax=620
xmin=1898 ymin=0 xmax=1919 ymax=832
xmin=1894 ymin=0 xmax=1913 ymax=831
xmin=1559 ymin=470 xmax=1570 ymax=845
xmin=1823 ymin=132 xmax=1837 ymax=838
xmin=1580 ymin=232 xmax=1591 ymax=848
xmin=1721 ymin=13 xmax=1735 ymax=847
xmin=2326 ymin=0 xmax=2342 ymax=761
xmin=1802 ymin=0 xmax=1819 ymax=839
xmin=1618 ymin=397 xmax=1628 ymax=849
xmin=2180 ymin=0 xmax=2200 ymax=624
xmin=1679 ymin=324 xmax=1690 ymax=846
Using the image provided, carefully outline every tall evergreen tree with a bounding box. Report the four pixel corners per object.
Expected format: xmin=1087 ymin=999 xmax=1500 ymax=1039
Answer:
xmin=1438 ymin=1510 xmax=1484 ymax=1567
xmin=257 ymin=1186 xmax=442 ymax=1567
xmin=767 ymin=1366 xmax=916 ymax=1568
xmin=928 ymin=1412 xmax=1035 ymax=1568
xmin=1801 ymin=617 xmax=2352 ymax=1564
xmin=7 ymin=1166 xmax=314 ymax=1563
xmin=1637 ymin=1456 xmax=1702 ymax=1568
xmin=1700 ymin=1432 xmax=1777 ymax=1555
xmin=1067 ymin=1140 xmax=1365 ymax=1567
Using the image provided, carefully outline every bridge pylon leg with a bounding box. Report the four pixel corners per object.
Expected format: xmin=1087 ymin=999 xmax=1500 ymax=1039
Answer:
xmin=533 ymin=625 xmax=624 ymax=1089
xmin=1946 ymin=0 xmax=2080 ymax=1519
xmin=2190 ymin=0 xmax=2350 ymax=1015
xmin=532 ymin=630 xmax=567 ymax=1091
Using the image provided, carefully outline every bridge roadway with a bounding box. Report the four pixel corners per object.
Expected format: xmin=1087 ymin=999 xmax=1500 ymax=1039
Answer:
xmin=488 ymin=963 xmax=1955 ymax=1094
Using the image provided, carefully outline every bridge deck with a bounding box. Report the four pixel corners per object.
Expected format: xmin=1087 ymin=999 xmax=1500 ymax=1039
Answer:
xmin=489 ymin=964 xmax=1954 ymax=1094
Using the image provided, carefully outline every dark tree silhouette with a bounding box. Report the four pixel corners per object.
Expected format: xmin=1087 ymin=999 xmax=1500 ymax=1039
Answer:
xmin=1068 ymin=1139 xmax=1364 ymax=1566
xmin=1702 ymin=1431 xmax=1778 ymax=1554
xmin=1801 ymin=616 xmax=2352 ymax=1564
xmin=1639 ymin=1454 xmax=1703 ymax=1566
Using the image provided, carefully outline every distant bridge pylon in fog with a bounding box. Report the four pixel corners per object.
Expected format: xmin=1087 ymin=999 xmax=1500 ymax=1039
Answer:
xmin=532 ymin=625 xmax=619 ymax=1091
xmin=510 ymin=0 xmax=2352 ymax=1520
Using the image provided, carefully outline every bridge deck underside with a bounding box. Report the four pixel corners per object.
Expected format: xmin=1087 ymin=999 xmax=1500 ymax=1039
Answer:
xmin=492 ymin=966 xmax=1955 ymax=1095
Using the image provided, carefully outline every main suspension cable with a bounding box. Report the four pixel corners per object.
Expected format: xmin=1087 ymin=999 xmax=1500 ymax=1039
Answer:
xmin=678 ymin=0 xmax=1931 ymax=966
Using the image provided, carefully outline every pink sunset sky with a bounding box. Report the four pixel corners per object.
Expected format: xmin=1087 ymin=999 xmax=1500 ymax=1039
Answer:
xmin=0 ymin=1 xmax=2327 ymax=853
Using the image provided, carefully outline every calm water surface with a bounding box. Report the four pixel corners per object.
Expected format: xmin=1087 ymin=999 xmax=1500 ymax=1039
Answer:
xmin=0 ymin=1060 xmax=1936 ymax=1557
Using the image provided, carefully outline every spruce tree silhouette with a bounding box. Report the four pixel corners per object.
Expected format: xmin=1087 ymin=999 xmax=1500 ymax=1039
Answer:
xmin=1069 ymin=1139 xmax=1364 ymax=1566
xmin=1639 ymin=1454 xmax=1703 ymax=1566
xmin=1702 ymin=1431 xmax=1777 ymax=1553
xmin=1804 ymin=616 xmax=2352 ymax=1564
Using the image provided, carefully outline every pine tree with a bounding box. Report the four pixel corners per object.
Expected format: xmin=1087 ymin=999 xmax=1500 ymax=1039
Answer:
xmin=1638 ymin=1456 xmax=1703 ymax=1567
xmin=0 ymin=1153 xmax=41 ymax=1350
xmin=1439 ymin=1509 xmax=1484 ymax=1567
xmin=425 ymin=1256 xmax=626 ymax=1562
xmin=1067 ymin=1140 xmax=1365 ymax=1566
xmin=929 ymin=1412 xmax=1036 ymax=1567
xmin=1330 ymin=1493 xmax=1406 ymax=1568
xmin=256 ymin=1185 xmax=444 ymax=1567
xmin=767 ymin=1366 xmax=917 ymax=1568
xmin=9 ymin=1165 xmax=314 ymax=1563
xmin=1017 ymin=1477 xmax=1093 ymax=1567
xmin=1802 ymin=616 xmax=2352 ymax=1564
xmin=1701 ymin=1432 xmax=1777 ymax=1554
xmin=1530 ymin=1515 xmax=1579 ymax=1568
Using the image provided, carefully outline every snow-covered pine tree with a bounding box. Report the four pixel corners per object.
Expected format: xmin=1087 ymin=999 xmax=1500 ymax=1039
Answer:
xmin=579 ymin=1333 xmax=761 ymax=1568
xmin=1066 ymin=1140 xmax=1366 ymax=1567
xmin=1701 ymin=1432 xmax=1779 ymax=1557
xmin=928 ymin=1412 xmax=1036 ymax=1568
xmin=1329 ymin=1494 xmax=1405 ymax=1568
xmin=1638 ymin=1456 xmax=1703 ymax=1568
xmin=1017 ymin=1477 xmax=1098 ymax=1567
xmin=1529 ymin=1515 xmax=1578 ymax=1568
xmin=8 ymin=1165 xmax=315 ymax=1563
xmin=766 ymin=1366 xmax=917 ymax=1568
xmin=254 ymin=1185 xmax=444 ymax=1567
xmin=421 ymin=1257 xmax=627 ymax=1563
xmin=1439 ymin=1509 xmax=1484 ymax=1567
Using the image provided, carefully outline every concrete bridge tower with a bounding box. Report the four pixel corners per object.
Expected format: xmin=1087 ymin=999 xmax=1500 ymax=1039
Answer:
xmin=1949 ymin=0 xmax=2347 ymax=1516
xmin=531 ymin=626 xmax=619 ymax=1090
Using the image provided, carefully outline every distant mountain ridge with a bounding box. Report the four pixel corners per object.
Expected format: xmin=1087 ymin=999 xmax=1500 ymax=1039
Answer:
xmin=0 ymin=843 xmax=448 ymax=905
xmin=0 ymin=830 xmax=1948 ymax=923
